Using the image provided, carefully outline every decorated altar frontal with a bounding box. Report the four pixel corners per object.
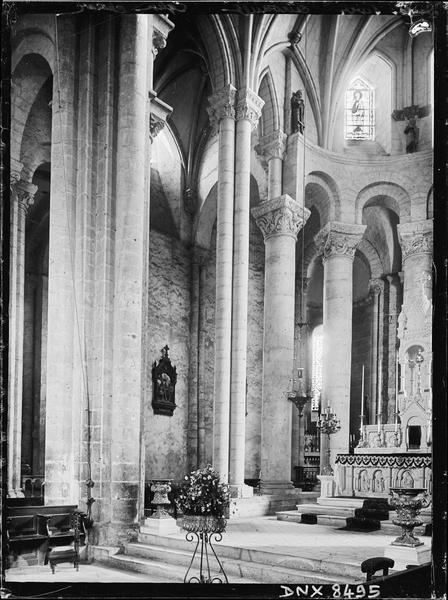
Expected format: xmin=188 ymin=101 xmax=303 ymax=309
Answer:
xmin=334 ymin=453 xmax=431 ymax=498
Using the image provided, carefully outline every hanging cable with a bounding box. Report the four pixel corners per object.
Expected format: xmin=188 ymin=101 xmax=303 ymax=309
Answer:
xmin=54 ymin=14 xmax=94 ymax=528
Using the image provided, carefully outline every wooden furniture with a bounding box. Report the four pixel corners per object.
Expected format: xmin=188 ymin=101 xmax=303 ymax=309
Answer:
xmin=6 ymin=504 xmax=86 ymax=571
xmin=6 ymin=513 xmax=48 ymax=565
xmin=44 ymin=510 xmax=86 ymax=573
xmin=361 ymin=556 xmax=395 ymax=580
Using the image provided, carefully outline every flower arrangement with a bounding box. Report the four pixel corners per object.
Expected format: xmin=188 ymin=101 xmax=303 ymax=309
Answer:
xmin=176 ymin=465 xmax=230 ymax=533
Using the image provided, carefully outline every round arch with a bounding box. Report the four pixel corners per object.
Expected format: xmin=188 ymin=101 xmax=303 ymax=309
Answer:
xmin=355 ymin=182 xmax=411 ymax=224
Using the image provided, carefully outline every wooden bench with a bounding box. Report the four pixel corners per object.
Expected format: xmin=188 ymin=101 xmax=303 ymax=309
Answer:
xmin=6 ymin=505 xmax=84 ymax=570
xmin=6 ymin=514 xmax=48 ymax=565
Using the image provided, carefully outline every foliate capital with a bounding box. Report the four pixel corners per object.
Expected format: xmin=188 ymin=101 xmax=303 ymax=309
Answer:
xmin=152 ymin=15 xmax=174 ymax=57
xmin=149 ymin=94 xmax=173 ymax=142
xmin=314 ymin=222 xmax=366 ymax=261
xmin=207 ymin=85 xmax=237 ymax=134
xmin=14 ymin=180 xmax=38 ymax=213
xmin=235 ymin=87 xmax=264 ymax=129
xmin=369 ymin=277 xmax=385 ymax=296
xmin=257 ymin=130 xmax=287 ymax=161
xmin=397 ymin=219 xmax=433 ymax=261
xmin=252 ymin=194 xmax=310 ymax=241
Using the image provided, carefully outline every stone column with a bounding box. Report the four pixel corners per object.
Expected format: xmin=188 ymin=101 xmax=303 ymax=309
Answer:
xmin=314 ymin=222 xmax=365 ymax=470
xmin=229 ymin=88 xmax=264 ymax=495
xmin=207 ymin=85 xmax=237 ymax=482
xmin=252 ymin=195 xmax=309 ymax=494
xmin=187 ymin=245 xmax=208 ymax=471
xmin=108 ymin=14 xmax=150 ymax=545
xmin=45 ymin=16 xmax=77 ymax=505
xmin=397 ymin=220 xmax=433 ymax=398
xmin=386 ymin=274 xmax=401 ymax=423
xmin=258 ymin=130 xmax=287 ymax=200
xmin=369 ymin=278 xmax=386 ymax=426
xmin=8 ymin=168 xmax=37 ymax=497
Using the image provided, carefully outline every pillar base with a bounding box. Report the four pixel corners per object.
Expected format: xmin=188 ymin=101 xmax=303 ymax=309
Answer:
xmin=317 ymin=475 xmax=335 ymax=498
xmin=229 ymin=484 xmax=254 ymax=499
xmin=259 ymin=480 xmax=295 ymax=495
xmin=384 ymin=543 xmax=430 ymax=572
xmin=143 ymin=515 xmax=179 ymax=535
xmin=7 ymin=488 xmax=25 ymax=498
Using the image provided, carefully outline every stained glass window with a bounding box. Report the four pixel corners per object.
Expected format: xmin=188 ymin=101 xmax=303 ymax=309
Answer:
xmin=311 ymin=325 xmax=323 ymax=411
xmin=344 ymin=79 xmax=374 ymax=141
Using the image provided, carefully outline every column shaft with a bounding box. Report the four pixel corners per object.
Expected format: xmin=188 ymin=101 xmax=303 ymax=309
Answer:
xmin=253 ymin=195 xmax=309 ymax=493
xmin=7 ymin=179 xmax=35 ymax=497
xmin=229 ymin=117 xmax=251 ymax=487
xmin=315 ymin=223 xmax=365 ymax=471
xmin=214 ymin=116 xmax=235 ymax=481
xmin=108 ymin=14 xmax=149 ymax=544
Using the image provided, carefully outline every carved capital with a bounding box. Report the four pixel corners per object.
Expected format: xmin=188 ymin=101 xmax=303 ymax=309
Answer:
xmin=257 ymin=129 xmax=287 ymax=161
xmin=369 ymin=277 xmax=385 ymax=296
xmin=252 ymin=194 xmax=310 ymax=241
xmin=207 ymin=85 xmax=237 ymax=134
xmin=14 ymin=180 xmax=38 ymax=213
xmin=149 ymin=95 xmax=173 ymax=142
xmin=235 ymin=87 xmax=264 ymax=129
xmin=314 ymin=222 xmax=366 ymax=261
xmin=398 ymin=220 xmax=433 ymax=261
xmin=152 ymin=14 xmax=174 ymax=57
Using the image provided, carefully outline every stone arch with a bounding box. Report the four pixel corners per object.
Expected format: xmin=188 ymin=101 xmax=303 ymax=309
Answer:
xmin=258 ymin=68 xmax=280 ymax=136
xmin=11 ymin=53 xmax=53 ymax=173
xmin=199 ymin=15 xmax=237 ymax=91
xmin=355 ymin=182 xmax=411 ymax=224
xmin=194 ymin=183 xmax=217 ymax=251
xmin=12 ymin=31 xmax=55 ymax=73
xmin=305 ymin=171 xmax=341 ymax=225
xmin=356 ymin=239 xmax=383 ymax=279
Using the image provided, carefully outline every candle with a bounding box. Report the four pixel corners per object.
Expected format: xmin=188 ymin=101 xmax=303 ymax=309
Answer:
xmin=360 ymin=365 xmax=365 ymax=418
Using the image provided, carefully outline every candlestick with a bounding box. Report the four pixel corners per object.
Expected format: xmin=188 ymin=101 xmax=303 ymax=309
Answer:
xmin=360 ymin=365 xmax=365 ymax=418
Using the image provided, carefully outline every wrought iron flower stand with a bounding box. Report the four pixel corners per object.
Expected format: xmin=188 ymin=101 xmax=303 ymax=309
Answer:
xmin=182 ymin=515 xmax=228 ymax=584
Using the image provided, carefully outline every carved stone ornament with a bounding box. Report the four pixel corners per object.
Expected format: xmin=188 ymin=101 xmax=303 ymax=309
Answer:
xmin=397 ymin=220 xmax=433 ymax=261
xmin=369 ymin=277 xmax=385 ymax=296
xmin=149 ymin=95 xmax=173 ymax=143
xmin=235 ymin=87 xmax=264 ymax=129
xmin=257 ymin=130 xmax=287 ymax=161
xmin=207 ymin=85 xmax=237 ymax=135
xmin=14 ymin=180 xmax=38 ymax=213
xmin=252 ymin=194 xmax=310 ymax=241
xmin=314 ymin=222 xmax=366 ymax=261
xmin=152 ymin=345 xmax=177 ymax=416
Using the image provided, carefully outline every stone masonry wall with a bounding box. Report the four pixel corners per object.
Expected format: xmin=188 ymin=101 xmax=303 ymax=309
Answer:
xmin=145 ymin=230 xmax=191 ymax=481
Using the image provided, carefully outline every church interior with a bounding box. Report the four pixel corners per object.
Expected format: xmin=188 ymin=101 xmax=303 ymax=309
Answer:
xmin=2 ymin=3 xmax=446 ymax=594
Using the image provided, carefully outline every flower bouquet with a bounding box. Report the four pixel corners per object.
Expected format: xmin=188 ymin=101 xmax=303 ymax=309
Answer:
xmin=176 ymin=465 xmax=229 ymax=534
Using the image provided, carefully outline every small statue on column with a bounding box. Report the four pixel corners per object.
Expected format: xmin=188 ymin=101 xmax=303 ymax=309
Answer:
xmin=404 ymin=116 xmax=419 ymax=153
xmin=291 ymin=89 xmax=305 ymax=134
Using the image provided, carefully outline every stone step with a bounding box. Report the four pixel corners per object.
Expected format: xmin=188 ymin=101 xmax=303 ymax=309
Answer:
xmin=126 ymin=541 xmax=357 ymax=584
xmin=295 ymin=503 xmax=357 ymax=517
xmin=137 ymin=530 xmax=362 ymax=581
xmin=277 ymin=511 xmax=431 ymax=538
xmin=317 ymin=497 xmax=365 ymax=508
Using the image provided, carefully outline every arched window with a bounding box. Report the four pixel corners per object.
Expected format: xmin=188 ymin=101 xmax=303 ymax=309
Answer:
xmin=344 ymin=78 xmax=375 ymax=141
xmin=311 ymin=325 xmax=323 ymax=411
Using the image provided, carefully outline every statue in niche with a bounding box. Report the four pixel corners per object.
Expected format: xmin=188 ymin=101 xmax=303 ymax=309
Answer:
xmin=404 ymin=117 xmax=419 ymax=153
xmin=401 ymin=470 xmax=414 ymax=489
xmin=373 ymin=470 xmax=385 ymax=492
xmin=358 ymin=470 xmax=370 ymax=492
xmin=152 ymin=345 xmax=177 ymax=416
xmin=291 ymin=90 xmax=305 ymax=134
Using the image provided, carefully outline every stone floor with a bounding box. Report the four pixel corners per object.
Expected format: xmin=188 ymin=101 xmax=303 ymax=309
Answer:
xmin=5 ymin=515 xmax=430 ymax=583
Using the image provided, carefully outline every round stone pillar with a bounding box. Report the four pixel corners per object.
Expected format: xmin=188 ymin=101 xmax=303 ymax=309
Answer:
xmin=258 ymin=130 xmax=287 ymax=200
xmin=314 ymin=222 xmax=365 ymax=471
xmin=207 ymin=85 xmax=237 ymax=482
xmin=8 ymin=169 xmax=37 ymax=497
xmin=229 ymin=88 xmax=264 ymax=494
xmin=397 ymin=220 xmax=433 ymax=398
xmin=252 ymin=195 xmax=309 ymax=494
xmin=108 ymin=14 xmax=150 ymax=545
xmin=369 ymin=278 xmax=386 ymax=426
